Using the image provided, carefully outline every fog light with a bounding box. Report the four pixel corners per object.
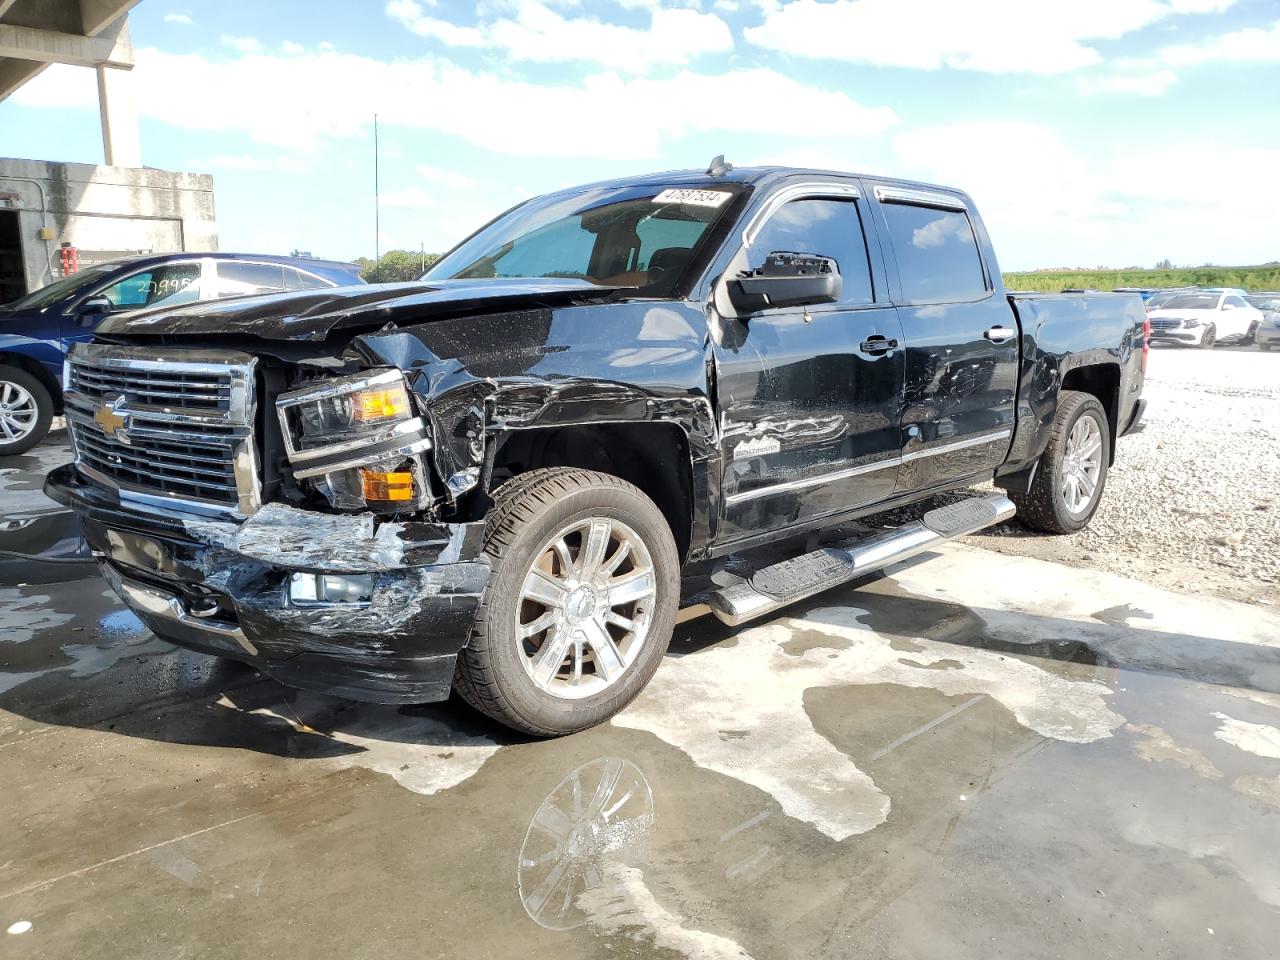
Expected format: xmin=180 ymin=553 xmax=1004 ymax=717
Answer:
xmin=361 ymin=469 xmax=415 ymax=502
xmin=288 ymin=572 xmax=374 ymax=606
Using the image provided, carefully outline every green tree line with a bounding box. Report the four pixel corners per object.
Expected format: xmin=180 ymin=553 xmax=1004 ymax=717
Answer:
xmin=356 ymin=249 xmax=441 ymax=283
xmin=1002 ymin=264 xmax=1280 ymax=293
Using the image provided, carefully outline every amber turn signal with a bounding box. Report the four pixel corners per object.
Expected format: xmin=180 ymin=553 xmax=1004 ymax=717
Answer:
xmin=360 ymin=469 xmax=415 ymax=501
xmin=353 ymin=385 xmax=411 ymax=423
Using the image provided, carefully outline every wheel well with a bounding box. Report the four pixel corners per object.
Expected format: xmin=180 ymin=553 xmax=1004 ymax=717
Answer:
xmin=0 ymin=352 xmax=62 ymax=413
xmin=488 ymin=423 xmax=694 ymax=562
xmin=1061 ymin=364 xmax=1119 ymax=461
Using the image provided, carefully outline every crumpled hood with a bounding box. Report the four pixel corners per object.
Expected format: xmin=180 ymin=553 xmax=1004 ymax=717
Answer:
xmin=95 ymin=278 xmax=626 ymax=341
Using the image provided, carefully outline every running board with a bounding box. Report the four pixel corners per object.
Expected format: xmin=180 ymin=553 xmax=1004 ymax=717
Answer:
xmin=707 ymin=494 xmax=1016 ymax=627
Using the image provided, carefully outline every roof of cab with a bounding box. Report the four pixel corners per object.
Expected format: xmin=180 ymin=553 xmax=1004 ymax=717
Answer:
xmin=565 ymin=164 xmax=968 ymax=198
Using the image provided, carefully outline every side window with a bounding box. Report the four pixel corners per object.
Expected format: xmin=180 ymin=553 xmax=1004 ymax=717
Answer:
xmin=749 ymin=198 xmax=873 ymax=306
xmin=99 ymin=263 xmax=201 ymax=309
xmin=283 ymin=267 xmax=333 ymax=291
xmin=214 ymin=261 xmax=287 ymax=298
xmin=1226 ymin=296 xmax=1248 ymax=309
xmin=880 ymin=202 xmax=987 ymax=303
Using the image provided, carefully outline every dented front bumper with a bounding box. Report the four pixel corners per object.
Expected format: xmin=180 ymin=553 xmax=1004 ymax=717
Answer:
xmin=44 ymin=464 xmax=491 ymax=704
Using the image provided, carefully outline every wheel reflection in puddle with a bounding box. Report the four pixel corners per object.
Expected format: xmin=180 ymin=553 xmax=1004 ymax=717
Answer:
xmin=517 ymin=757 xmax=654 ymax=930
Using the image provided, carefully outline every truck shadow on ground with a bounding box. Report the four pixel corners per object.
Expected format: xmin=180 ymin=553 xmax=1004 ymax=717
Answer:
xmin=4 ymin=550 xmax=1278 ymax=766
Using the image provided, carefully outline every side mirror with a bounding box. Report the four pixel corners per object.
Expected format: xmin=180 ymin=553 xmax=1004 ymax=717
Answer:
xmin=728 ymin=252 xmax=841 ymax=315
xmin=77 ymin=296 xmax=114 ymax=318
xmin=1221 ymin=302 xmax=1235 ymax=310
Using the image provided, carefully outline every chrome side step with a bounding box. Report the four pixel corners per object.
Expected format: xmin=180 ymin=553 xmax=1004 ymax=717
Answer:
xmin=707 ymin=494 xmax=1016 ymax=627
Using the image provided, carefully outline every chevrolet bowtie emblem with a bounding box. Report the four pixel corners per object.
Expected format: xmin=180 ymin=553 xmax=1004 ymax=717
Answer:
xmin=93 ymin=397 xmax=130 ymax=442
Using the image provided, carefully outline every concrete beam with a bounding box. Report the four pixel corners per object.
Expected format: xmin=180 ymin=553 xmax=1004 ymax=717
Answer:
xmin=80 ymin=0 xmax=141 ymax=38
xmin=0 ymin=20 xmax=133 ymax=69
xmin=0 ymin=1 xmax=19 ymax=21
xmin=0 ymin=55 xmax=44 ymax=101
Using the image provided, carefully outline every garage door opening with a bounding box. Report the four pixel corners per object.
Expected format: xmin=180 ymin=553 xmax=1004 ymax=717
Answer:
xmin=0 ymin=210 xmax=24 ymax=304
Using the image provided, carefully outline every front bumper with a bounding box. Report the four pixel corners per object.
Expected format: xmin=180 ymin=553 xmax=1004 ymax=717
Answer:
xmin=1149 ymin=329 xmax=1201 ymax=344
xmin=45 ymin=463 xmax=491 ymax=704
xmin=1257 ymin=326 xmax=1280 ymax=346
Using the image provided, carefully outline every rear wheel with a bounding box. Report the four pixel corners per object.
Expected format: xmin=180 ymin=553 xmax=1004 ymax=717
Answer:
xmin=0 ymin=365 xmax=52 ymax=456
xmin=1199 ymin=324 xmax=1217 ymax=349
xmin=454 ymin=467 xmax=679 ymax=737
xmin=1010 ymin=391 xmax=1110 ymax=534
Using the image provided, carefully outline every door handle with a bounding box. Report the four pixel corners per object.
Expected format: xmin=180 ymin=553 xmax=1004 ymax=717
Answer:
xmin=860 ymin=335 xmax=898 ymax=354
xmin=984 ymin=325 xmax=1017 ymax=343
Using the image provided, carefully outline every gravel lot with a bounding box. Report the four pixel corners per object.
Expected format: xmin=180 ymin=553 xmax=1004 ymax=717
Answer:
xmin=914 ymin=345 xmax=1280 ymax=607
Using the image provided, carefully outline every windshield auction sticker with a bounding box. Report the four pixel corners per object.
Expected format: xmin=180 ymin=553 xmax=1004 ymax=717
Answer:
xmin=652 ymin=188 xmax=732 ymax=208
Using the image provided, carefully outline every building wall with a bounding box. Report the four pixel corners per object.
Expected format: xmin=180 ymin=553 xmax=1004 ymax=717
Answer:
xmin=0 ymin=156 xmax=216 ymax=295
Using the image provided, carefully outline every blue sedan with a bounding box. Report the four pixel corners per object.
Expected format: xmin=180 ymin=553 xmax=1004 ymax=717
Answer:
xmin=0 ymin=252 xmax=363 ymax=454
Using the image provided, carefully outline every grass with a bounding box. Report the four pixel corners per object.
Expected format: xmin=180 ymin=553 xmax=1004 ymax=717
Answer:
xmin=1002 ymin=264 xmax=1280 ymax=293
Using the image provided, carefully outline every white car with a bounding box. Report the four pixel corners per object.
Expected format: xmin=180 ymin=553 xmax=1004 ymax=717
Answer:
xmin=1146 ymin=291 xmax=1264 ymax=348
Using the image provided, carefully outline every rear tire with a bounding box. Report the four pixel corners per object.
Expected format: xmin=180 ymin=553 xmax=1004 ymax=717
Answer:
xmin=1010 ymin=391 xmax=1110 ymax=535
xmin=1199 ymin=324 xmax=1217 ymax=349
xmin=454 ymin=467 xmax=679 ymax=737
xmin=0 ymin=365 xmax=53 ymax=456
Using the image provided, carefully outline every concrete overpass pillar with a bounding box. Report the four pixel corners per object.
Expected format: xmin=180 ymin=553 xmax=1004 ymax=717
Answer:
xmin=95 ymin=61 xmax=139 ymax=167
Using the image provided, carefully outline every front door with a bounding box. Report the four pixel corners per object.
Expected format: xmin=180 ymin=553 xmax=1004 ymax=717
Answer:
xmin=711 ymin=184 xmax=905 ymax=544
xmin=864 ymin=183 xmax=1018 ymax=492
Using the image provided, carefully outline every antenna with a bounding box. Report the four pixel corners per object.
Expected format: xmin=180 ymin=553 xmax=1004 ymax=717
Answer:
xmin=706 ymin=154 xmax=733 ymax=177
xmin=373 ymin=113 xmax=381 ymax=282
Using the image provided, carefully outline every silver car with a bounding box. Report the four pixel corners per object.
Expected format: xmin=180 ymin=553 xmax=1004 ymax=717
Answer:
xmin=1246 ymin=293 xmax=1280 ymax=351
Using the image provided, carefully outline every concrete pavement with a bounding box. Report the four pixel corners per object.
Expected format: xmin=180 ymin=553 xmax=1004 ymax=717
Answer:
xmin=3 ymin=437 xmax=1280 ymax=959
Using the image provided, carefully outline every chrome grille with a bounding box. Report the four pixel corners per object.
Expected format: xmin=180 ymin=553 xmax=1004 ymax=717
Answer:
xmin=64 ymin=343 xmax=261 ymax=517
xmin=1148 ymin=318 xmax=1180 ymax=330
xmin=69 ymin=363 xmax=232 ymax=411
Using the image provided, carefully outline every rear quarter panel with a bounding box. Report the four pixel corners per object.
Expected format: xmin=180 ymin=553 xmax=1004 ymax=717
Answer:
xmin=1004 ymin=293 xmax=1145 ymax=469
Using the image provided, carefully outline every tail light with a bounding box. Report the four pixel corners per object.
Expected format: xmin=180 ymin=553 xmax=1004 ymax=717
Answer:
xmin=1142 ymin=317 xmax=1150 ymax=372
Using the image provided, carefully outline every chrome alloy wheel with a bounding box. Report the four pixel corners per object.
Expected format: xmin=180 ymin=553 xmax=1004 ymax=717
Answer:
xmin=0 ymin=380 xmax=38 ymax=444
xmin=1060 ymin=415 xmax=1103 ymax=514
xmin=516 ymin=516 xmax=656 ymax=700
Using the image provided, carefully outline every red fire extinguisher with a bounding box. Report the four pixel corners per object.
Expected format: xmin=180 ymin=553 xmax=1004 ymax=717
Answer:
xmin=58 ymin=242 xmax=79 ymax=276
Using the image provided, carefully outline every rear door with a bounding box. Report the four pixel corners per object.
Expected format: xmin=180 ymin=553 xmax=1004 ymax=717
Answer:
xmin=711 ymin=181 xmax=905 ymax=543
xmin=864 ymin=183 xmax=1018 ymax=492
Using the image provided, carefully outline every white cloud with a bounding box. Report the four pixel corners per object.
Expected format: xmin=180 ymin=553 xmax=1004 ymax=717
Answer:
xmin=1077 ymin=69 xmax=1179 ymax=96
xmin=280 ymin=40 xmax=305 ymax=55
xmin=1159 ymin=17 xmax=1280 ymax=65
xmin=744 ymin=0 xmax=1238 ymax=74
xmin=201 ymin=154 xmax=308 ymax=173
xmin=381 ymin=186 xmax=437 ymax=209
xmin=387 ymin=0 xmax=734 ymax=73
xmin=221 ymin=35 xmax=264 ymax=55
xmin=11 ymin=48 xmax=897 ymax=157
xmin=164 ymin=12 xmax=193 ymax=25
xmin=890 ymin=120 xmax=1280 ymax=269
xmin=413 ymin=164 xmax=476 ymax=188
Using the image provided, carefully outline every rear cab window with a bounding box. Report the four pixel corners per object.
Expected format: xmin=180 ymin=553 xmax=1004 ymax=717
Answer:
xmin=876 ymin=190 xmax=988 ymax=303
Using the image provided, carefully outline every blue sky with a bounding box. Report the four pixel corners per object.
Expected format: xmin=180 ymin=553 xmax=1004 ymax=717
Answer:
xmin=2 ymin=0 xmax=1278 ymax=270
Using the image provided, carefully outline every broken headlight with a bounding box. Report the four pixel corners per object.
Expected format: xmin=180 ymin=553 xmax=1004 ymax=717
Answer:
xmin=276 ymin=369 xmax=433 ymax=513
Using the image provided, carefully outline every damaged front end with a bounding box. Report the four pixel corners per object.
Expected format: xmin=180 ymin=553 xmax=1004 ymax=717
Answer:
xmin=45 ymin=340 xmax=493 ymax=704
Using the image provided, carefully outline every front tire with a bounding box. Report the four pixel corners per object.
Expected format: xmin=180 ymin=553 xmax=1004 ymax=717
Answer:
xmin=0 ymin=365 xmax=53 ymax=456
xmin=454 ymin=467 xmax=679 ymax=737
xmin=1199 ymin=324 xmax=1217 ymax=349
xmin=1010 ymin=391 xmax=1110 ymax=534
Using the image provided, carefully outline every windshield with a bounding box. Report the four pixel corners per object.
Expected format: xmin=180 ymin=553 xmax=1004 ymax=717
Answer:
xmin=1159 ymin=293 xmax=1220 ymax=310
xmin=1246 ymin=295 xmax=1279 ymax=311
xmin=1 ymin=263 xmax=121 ymax=310
xmin=424 ymin=184 xmax=746 ymax=298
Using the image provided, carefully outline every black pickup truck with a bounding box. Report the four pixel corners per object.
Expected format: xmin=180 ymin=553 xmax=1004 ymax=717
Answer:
xmin=46 ymin=164 xmax=1147 ymax=736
